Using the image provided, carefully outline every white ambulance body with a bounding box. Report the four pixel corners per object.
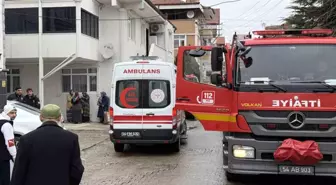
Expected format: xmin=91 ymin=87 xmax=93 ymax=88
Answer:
xmin=109 ymin=56 xmax=187 ymax=152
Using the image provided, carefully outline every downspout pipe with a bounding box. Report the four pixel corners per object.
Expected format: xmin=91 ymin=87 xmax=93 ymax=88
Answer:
xmin=38 ymin=0 xmax=44 ymax=106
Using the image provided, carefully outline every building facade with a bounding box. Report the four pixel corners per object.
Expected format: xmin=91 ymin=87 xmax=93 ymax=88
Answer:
xmin=152 ymin=0 xmax=216 ymax=57
xmin=4 ymin=0 xmax=174 ymax=121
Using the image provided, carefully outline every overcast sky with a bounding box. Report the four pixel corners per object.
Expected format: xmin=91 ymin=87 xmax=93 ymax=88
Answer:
xmin=201 ymin=0 xmax=293 ymax=43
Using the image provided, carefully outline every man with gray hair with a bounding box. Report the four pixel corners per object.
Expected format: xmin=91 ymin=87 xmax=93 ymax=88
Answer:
xmin=10 ymin=104 xmax=84 ymax=185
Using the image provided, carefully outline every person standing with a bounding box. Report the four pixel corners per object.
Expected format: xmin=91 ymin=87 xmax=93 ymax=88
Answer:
xmin=7 ymin=87 xmax=24 ymax=103
xmin=97 ymin=92 xmax=110 ymax=124
xmin=66 ymin=90 xmax=74 ymax=122
xmin=23 ymin=88 xmax=40 ymax=109
xmin=0 ymin=105 xmax=17 ymax=185
xmin=71 ymin=92 xmax=82 ymax=124
xmin=10 ymin=104 xmax=84 ymax=185
xmin=81 ymin=92 xmax=90 ymax=122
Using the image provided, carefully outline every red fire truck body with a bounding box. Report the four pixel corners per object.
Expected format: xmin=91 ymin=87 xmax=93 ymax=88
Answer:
xmin=175 ymin=29 xmax=336 ymax=181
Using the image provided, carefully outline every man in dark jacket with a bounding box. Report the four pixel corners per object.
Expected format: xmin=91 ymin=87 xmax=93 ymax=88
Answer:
xmin=23 ymin=88 xmax=40 ymax=109
xmin=10 ymin=104 xmax=84 ymax=185
xmin=7 ymin=87 xmax=23 ymax=102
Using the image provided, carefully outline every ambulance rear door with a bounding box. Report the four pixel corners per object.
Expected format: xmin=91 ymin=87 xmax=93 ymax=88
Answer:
xmin=141 ymin=62 xmax=174 ymax=137
xmin=112 ymin=62 xmax=144 ymax=133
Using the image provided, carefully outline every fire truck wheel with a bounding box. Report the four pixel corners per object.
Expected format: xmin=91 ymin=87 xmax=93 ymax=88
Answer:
xmin=225 ymin=171 xmax=240 ymax=182
xmin=172 ymin=138 xmax=181 ymax=152
xmin=114 ymin=143 xmax=125 ymax=153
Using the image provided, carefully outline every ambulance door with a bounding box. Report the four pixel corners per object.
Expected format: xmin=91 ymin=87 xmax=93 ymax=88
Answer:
xmin=142 ymin=64 xmax=173 ymax=140
xmin=175 ymin=46 xmax=235 ymax=132
xmin=113 ymin=63 xmax=143 ymax=137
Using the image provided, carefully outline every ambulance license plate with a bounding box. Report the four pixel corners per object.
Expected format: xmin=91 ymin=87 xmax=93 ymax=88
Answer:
xmin=279 ymin=165 xmax=314 ymax=175
xmin=121 ymin=132 xmax=141 ymax=138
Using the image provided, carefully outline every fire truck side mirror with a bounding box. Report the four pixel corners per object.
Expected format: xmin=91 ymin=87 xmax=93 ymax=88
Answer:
xmin=210 ymin=73 xmax=222 ymax=86
xmin=211 ymin=47 xmax=224 ymax=71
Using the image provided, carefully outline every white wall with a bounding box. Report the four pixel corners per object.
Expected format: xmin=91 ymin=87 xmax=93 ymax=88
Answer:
xmin=7 ymin=62 xmax=101 ymax=122
xmin=81 ymin=0 xmax=99 ymax=15
xmin=5 ymin=34 xmax=77 ymax=58
xmin=4 ymin=0 xmax=175 ymax=122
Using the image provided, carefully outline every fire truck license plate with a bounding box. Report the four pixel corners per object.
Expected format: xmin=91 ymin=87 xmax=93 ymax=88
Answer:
xmin=279 ymin=165 xmax=314 ymax=175
xmin=121 ymin=132 xmax=141 ymax=137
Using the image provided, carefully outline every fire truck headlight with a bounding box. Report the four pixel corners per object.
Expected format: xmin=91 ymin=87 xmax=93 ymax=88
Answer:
xmin=233 ymin=145 xmax=255 ymax=159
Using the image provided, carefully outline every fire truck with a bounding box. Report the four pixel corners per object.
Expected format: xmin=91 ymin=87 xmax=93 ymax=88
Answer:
xmin=175 ymin=29 xmax=336 ymax=181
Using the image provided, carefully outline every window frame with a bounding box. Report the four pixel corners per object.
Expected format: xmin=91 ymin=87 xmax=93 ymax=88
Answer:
xmin=7 ymin=69 xmax=21 ymax=94
xmin=141 ymin=23 xmax=145 ymax=45
xmin=81 ymin=9 xmax=99 ymax=39
xmin=61 ymin=68 xmax=98 ymax=93
xmin=174 ymin=34 xmax=187 ymax=49
xmin=5 ymin=8 xmax=39 ymax=34
xmin=42 ymin=7 xmax=76 ymax=33
xmin=128 ymin=14 xmax=136 ymax=41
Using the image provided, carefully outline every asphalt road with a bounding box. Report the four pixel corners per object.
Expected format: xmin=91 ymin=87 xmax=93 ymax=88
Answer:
xmin=74 ymin=121 xmax=336 ymax=185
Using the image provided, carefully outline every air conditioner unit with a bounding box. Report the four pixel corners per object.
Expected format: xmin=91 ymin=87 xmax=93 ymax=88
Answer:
xmin=150 ymin=24 xmax=165 ymax=34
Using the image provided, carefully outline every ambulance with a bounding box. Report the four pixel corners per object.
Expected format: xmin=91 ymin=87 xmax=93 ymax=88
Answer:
xmin=109 ymin=56 xmax=187 ymax=153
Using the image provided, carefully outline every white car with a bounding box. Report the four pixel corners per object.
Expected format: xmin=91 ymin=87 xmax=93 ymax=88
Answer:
xmin=6 ymin=100 xmax=65 ymax=146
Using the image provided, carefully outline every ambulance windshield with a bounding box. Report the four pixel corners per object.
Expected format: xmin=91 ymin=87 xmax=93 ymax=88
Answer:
xmin=237 ymin=44 xmax=336 ymax=84
xmin=115 ymin=80 xmax=171 ymax=109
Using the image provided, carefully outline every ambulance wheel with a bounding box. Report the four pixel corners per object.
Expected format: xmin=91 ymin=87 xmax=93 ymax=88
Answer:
xmin=225 ymin=171 xmax=240 ymax=182
xmin=114 ymin=143 xmax=125 ymax=153
xmin=172 ymin=138 xmax=181 ymax=152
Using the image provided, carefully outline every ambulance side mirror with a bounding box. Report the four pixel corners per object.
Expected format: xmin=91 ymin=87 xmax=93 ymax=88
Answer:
xmin=211 ymin=47 xmax=225 ymax=71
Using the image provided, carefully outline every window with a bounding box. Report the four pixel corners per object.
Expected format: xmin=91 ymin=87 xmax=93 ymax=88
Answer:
xmin=115 ymin=80 xmax=171 ymax=109
xmin=61 ymin=68 xmax=97 ymax=92
xmin=81 ymin=9 xmax=99 ymax=39
xmin=5 ymin=8 xmax=38 ymax=34
xmin=7 ymin=69 xmax=21 ymax=93
xmin=43 ymin=7 xmax=76 ymax=33
xmin=128 ymin=16 xmax=136 ymax=41
xmin=183 ymin=50 xmax=222 ymax=85
xmin=128 ymin=19 xmax=131 ymax=39
xmin=174 ymin=35 xmax=186 ymax=48
xmin=141 ymin=23 xmax=145 ymax=45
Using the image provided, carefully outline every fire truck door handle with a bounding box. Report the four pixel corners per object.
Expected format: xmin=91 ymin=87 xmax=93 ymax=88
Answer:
xmin=176 ymin=97 xmax=190 ymax=101
xmin=146 ymin=112 xmax=155 ymax=116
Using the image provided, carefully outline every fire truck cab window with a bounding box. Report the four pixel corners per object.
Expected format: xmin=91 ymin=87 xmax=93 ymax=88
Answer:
xmin=183 ymin=50 xmax=226 ymax=85
xmin=237 ymin=44 xmax=336 ymax=83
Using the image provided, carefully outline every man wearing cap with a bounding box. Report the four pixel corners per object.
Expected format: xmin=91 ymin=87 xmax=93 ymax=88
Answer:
xmin=0 ymin=105 xmax=17 ymax=185
xmin=11 ymin=104 xmax=84 ymax=185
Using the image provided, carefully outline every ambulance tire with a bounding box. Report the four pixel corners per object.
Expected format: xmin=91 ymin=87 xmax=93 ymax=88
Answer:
xmin=114 ymin=143 xmax=125 ymax=153
xmin=225 ymin=171 xmax=240 ymax=182
xmin=172 ymin=138 xmax=181 ymax=152
xmin=185 ymin=112 xmax=195 ymax=120
xmin=180 ymin=121 xmax=188 ymax=145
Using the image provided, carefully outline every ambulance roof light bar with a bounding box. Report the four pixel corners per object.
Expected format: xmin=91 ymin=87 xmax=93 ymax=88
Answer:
xmin=252 ymin=29 xmax=333 ymax=37
xmin=130 ymin=56 xmax=159 ymax=60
